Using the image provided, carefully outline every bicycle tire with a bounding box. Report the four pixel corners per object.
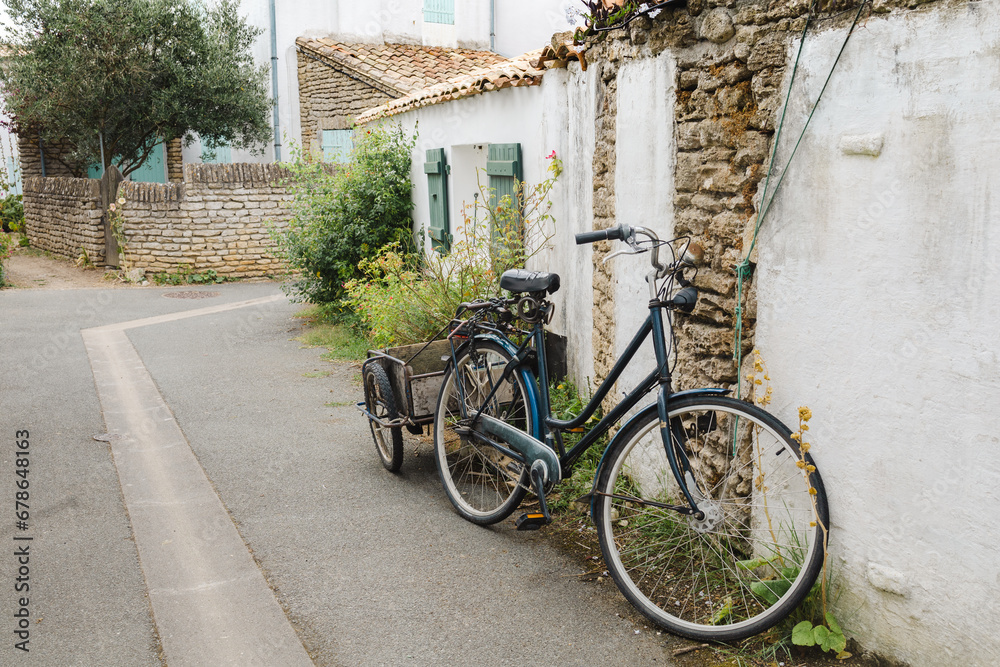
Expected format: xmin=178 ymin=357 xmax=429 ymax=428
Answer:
xmin=433 ymin=338 xmax=534 ymax=525
xmin=594 ymin=395 xmax=828 ymax=641
xmin=364 ymin=363 xmax=404 ymax=472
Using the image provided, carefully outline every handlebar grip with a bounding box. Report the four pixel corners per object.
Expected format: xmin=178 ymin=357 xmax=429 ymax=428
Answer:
xmin=575 ymin=226 xmax=626 ymax=244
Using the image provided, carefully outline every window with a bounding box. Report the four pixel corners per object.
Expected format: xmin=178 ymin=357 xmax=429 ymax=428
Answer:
xmin=424 ymin=148 xmax=450 ymax=254
xmin=322 ymin=129 xmax=353 ymax=163
xmin=424 ymin=0 xmax=454 ymax=25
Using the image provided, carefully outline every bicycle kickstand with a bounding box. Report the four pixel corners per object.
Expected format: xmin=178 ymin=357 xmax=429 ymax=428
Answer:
xmin=515 ymin=460 xmax=553 ymax=531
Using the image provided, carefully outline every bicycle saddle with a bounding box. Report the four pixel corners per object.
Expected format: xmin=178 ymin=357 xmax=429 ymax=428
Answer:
xmin=499 ymin=269 xmax=560 ymax=295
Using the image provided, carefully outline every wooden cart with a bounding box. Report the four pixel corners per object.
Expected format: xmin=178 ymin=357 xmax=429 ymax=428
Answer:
xmin=358 ymin=339 xmax=452 ymax=472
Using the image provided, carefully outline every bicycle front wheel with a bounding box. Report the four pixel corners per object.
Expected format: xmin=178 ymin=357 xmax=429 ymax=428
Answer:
xmin=434 ymin=339 xmax=534 ymax=525
xmin=594 ymin=396 xmax=828 ymax=641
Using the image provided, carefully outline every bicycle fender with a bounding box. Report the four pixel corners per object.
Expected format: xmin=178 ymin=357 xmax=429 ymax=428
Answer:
xmin=583 ymin=388 xmax=731 ymax=519
xmin=668 ymin=388 xmax=730 ymax=400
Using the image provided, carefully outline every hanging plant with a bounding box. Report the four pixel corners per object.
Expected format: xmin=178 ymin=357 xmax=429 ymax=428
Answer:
xmin=577 ymin=0 xmax=681 ymax=37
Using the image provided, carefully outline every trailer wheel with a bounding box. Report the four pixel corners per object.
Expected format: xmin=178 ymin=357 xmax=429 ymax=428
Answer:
xmin=363 ymin=363 xmax=404 ymax=472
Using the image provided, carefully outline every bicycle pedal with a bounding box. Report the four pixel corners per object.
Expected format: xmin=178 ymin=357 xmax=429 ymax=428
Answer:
xmin=515 ymin=512 xmax=549 ymax=531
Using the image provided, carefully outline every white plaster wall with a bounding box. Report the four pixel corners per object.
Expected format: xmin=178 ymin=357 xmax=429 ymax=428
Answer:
xmin=374 ymin=63 xmax=597 ymax=386
xmin=228 ymin=0 xmax=578 ymax=161
xmin=492 ymin=0 xmax=580 ymax=57
xmin=614 ymin=51 xmax=675 ymax=399
xmin=755 ymin=4 xmax=1000 ymax=665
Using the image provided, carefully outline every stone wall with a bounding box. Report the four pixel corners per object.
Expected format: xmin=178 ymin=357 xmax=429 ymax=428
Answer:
xmin=22 ymin=176 xmax=105 ymax=263
xmin=17 ymin=134 xmax=85 ymax=180
xmin=118 ymin=163 xmax=293 ymax=278
xmin=166 ymin=138 xmax=184 ymax=183
xmin=296 ymin=50 xmax=394 ymax=155
xmin=23 ymin=163 xmax=295 ymax=277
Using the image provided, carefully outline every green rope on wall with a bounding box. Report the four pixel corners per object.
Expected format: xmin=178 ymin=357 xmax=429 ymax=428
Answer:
xmin=733 ymin=1 xmax=868 ymax=399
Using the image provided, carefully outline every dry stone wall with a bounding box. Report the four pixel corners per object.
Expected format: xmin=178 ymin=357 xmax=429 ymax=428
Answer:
xmin=17 ymin=135 xmax=85 ymax=180
xmin=118 ymin=163 xmax=293 ymax=278
xmin=23 ymin=163 xmax=295 ymax=278
xmin=23 ymin=176 xmax=105 ymax=263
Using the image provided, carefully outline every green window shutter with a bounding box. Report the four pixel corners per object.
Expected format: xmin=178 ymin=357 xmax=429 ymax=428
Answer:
xmin=424 ymin=148 xmax=450 ymax=254
xmin=201 ymin=139 xmax=232 ymax=164
xmin=424 ymin=0 xmax=455 ymax=24
xmin=486 ymin=143 xmax=523 ymax=247
xmin=322 ymin=129 xmax=353 ymax=163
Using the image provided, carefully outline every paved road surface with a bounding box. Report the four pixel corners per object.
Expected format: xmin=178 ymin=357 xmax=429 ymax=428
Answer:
xmin=0 ymin=282 xmax=686 ymax=665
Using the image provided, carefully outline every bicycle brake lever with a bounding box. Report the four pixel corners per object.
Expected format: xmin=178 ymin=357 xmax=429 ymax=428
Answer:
xmin=602 ymin=247 xmax=648 ymax=264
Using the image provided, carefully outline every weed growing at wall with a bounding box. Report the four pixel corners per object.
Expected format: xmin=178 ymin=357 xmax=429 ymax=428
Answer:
xmin=272 ymin=124 xmax=416 ymax=305
xmin=150 ymin=268 xmax=226 ymax=286
xmin=107 ymin=197 xmax=136 ymax=280
xmin=344 ymin=156 xmax=560 ymax=347
xmin=741 ymin=351 xmax=849 ymax=661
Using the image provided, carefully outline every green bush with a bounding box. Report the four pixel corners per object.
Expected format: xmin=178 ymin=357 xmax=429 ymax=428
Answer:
xmin=272 ymin=124 xmax=416 ymax=305
xmin=0 ymin=194 xmax=23 ymax=233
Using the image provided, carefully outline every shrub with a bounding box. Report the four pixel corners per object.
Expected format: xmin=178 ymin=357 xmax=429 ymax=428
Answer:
xmin=272 ymin=124 xmax=416 ymax=305
xmin=0 ymin=194 xmax=23 ymax=233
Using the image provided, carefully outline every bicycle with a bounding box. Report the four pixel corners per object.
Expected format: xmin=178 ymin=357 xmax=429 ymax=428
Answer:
xmin=432 ymin=223 xmax=829 ymax=641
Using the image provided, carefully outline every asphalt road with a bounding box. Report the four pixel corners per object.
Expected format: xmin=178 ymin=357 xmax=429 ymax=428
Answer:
xmin=0 ymin=282 xmax=685 ymax=665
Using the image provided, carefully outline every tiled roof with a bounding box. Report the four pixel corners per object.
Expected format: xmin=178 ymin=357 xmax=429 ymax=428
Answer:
xmin=356 ymin=42 xmax=587 ymax=124
xmin=296 ymin=38 xmax=509 ymax=97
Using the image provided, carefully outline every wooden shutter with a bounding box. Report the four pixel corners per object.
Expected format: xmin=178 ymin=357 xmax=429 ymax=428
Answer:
xmin=486 ymin=143 xmax=522 ymax=245
xmin=424 ymin=0 xmax=455 ymax=24
xmin=424 ymin=148 xmax=450 ymax=254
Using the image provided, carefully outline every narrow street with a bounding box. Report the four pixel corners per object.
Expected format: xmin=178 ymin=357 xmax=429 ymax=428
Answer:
xmin=0 ymin=267 xmax=687 ymax=665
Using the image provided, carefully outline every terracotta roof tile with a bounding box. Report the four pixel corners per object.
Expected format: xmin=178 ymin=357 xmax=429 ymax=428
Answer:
xmin=296 ymin=38 xmax=508 ymax=97
xmin=355 ymin=42 xmax=588 ymax=124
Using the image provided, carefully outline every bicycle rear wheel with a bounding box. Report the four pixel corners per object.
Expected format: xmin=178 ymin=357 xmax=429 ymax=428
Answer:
xmin=594 ymin=396 xmax=828 ymax=641
xmin=434 ymin=339 xmax=534 ymax=525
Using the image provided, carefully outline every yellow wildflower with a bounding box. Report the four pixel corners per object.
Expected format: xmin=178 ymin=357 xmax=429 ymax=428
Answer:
xmin=798 ymin=407 xmax=812 ymax=421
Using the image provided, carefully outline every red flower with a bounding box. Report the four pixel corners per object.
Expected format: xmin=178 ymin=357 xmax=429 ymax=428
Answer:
xmin=547 ymin=150 xmax=556 ymax=159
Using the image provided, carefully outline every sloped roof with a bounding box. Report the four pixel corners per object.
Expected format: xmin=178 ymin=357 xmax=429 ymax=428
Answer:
xmin=296 ymin=37 xmax=509 ymax=97
xmin=355 ymin=42 xmax=587 ymax=124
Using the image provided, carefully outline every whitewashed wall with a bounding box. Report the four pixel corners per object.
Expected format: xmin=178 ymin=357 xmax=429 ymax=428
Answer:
xmin=756 ymin=3 xmax=1000 ymax=665
xmin=374 ymin=66 xmax=600 ymax=385
xmin=614 ymin=51 xmax=675 ymax=399
xmin=228 ymin=0 xmax=576 ymax=162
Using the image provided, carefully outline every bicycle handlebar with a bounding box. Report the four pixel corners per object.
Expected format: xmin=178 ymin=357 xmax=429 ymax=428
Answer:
xmin=576 ymin=224 xmax=667 ymax=276
xmin=574 ymin=227 xmax=628 ymax=244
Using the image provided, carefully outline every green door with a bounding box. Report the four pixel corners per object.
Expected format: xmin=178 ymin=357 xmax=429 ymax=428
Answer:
xmin=129 ymin=141 xmax=167 ymax=183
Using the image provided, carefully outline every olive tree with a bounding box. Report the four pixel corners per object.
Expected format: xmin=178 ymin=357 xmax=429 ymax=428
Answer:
xmin=0 ymin=0 xmax=272 ymax=176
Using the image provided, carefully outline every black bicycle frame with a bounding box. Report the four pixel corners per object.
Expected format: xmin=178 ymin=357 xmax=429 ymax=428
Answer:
xmin=526 ymin=298 xmax=707 ymax=514
xmin=451 ymin=296 xmax=705 ymax=516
